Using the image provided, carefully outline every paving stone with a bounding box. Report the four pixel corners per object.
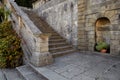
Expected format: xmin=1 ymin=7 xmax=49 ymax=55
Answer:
xmin=3 ymin=69 xmax=24 ymax=80
xmin=30 ymin=64 xmax=69 ymax=80
xmin=54 ymin=64 xmax=78 ymax=73
xmin=72 ymin=74 xmax=95 ymax=80
xmin=102 ymin=68 xmax=120 ymax=80
xmin=0 ymin=69 xmax=6 ymax=80
xmin=60 ymin=66 xmax=84 ymax=79
xmin=0 ymin=52 xmax=120 ymax=80
xmin=114 ymin=62 xmax=120 ymax=71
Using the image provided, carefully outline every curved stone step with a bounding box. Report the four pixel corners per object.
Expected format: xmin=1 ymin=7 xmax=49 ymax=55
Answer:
xmin=2 ymin=69 xmax=25 ymax=80
xmin=29 ymin=64 xmax=69 ymax=80
xmin=16 ymin=65 xmax=48 ymax=80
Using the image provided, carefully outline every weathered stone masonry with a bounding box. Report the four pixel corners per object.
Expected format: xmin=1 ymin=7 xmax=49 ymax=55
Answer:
xmin=33 ymin=0 xmax=120 ymax=55
xmin=33 ymin=0 xmax=78 ymax=47
xmin=4 ymin=0 xmax=120 ymax=67
xmin=78 ymin=0 xmax=120 ymax=55
xmin=5 ymin=0 xmax=53 ymax=66
xmin=77 ymin=0 xmax=87 ymax=51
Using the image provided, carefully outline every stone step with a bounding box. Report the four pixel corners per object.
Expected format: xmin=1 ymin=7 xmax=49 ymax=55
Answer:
xmin=0 ymin=69 xmax=6 ymax=80
xmin=49 ymin=46 xmax=73 ymax=53
xmin=49 ymin=39 xmax=66 ymax=43
xmin=29 ymin=64 xmax=69 ymax=80
xmin=16 ymin=65 xmax=48 ymax=80
xmin=51 ymin=32 xmax=59 ymax=35
xmin=50 ymin=36 xmax=63 ymax=39
xmin=2 ymin=69 xmax=25 ymax=80
xmin=51 ymin=33 xmax=60 ymax=36
xmin=52 ymin=49 xmax=75 ymax=57
xmin=49 ymin=42 xmax=68 ymax=48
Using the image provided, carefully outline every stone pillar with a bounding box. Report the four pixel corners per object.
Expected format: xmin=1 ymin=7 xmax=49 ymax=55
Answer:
xmin=31 ymin=33 xmax=54 ymax=67
xmin=77 ymin=0 xmax=88 ymax=51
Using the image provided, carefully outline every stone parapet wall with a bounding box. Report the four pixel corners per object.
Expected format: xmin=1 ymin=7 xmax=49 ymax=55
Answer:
xmin=34 ymin=0 xmax=78 ymax=47
xmin=5 ymin=0 xmax=53 ymax=66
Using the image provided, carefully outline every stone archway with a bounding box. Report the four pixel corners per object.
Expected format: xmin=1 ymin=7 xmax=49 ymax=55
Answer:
xmin=95 ymin=17 xmax=111 ymax=44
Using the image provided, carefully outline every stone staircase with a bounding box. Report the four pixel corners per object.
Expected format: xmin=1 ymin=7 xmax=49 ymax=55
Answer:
xmin=15 ymin=64 xmax=68 ymax=80
xmin=16 ymin=65 xmax=48 ymax=80
xmin=23 ymin=9 xmax=76 ymax=57
xmin=2 ymin=64 xmax=48 ymax=80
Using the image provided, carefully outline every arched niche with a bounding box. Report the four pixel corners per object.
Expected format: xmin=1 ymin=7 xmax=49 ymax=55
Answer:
xmin=95 ymin=17 xmax=111 ymax=44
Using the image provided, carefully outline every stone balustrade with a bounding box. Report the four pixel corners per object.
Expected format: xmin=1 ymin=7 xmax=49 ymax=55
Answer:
xmin=5 ymin=0 xmax=53 ymax=66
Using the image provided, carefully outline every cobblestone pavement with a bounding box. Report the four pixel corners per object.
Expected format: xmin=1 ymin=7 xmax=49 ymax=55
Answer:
xmin=45 ymin=52 xmax=120 ymax=80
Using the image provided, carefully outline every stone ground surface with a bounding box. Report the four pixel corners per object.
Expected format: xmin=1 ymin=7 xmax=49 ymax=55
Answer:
xmin=0 ymin=52 xmax=120 ymax=80
xmin=44 ymin=52 xmax=120 ymax=80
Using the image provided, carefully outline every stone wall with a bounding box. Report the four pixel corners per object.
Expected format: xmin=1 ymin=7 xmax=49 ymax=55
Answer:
xmin=32 ymin=0 xmax=51 ymax=9
xmin=34 ymin=0 xmax=78 ymax=47
xmin=78 ymin=0 xmax=120 ymax=55
xmin=77 ymin=0 xmax=87 ymax=51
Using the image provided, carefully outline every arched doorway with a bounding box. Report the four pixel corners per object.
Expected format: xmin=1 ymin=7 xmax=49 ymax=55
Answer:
xmin=95 ymin=17 xmax=111 ymax=52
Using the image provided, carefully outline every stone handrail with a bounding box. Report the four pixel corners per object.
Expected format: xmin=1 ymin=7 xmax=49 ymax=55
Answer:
xmin=5 ymin=0 xmax=53 ymax=66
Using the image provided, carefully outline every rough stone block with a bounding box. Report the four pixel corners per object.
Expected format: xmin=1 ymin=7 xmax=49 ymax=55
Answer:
xmin=78 ymin=38 xmax=86 ymax=43
xmin=88 ymin=46 xmax=94 ymax=51
xmin=78 ymin=46 xmax=87 ymax=50
xmin=85 ymin=26 xmax=94 ymax=31
xmin=40 ymin=47 xmax=49 ymax=53
xmin=78 ymin=34 xmax=86 ymax=39
xmin=79 ymin=42 xmax=87 ymax=46
xmin=31 ymin=52 xmax=54 ymax=67
xmin=78 ymin=30 xmax=85 ymax=35
xmin=88 ymin=34 xmax=95 ymax=39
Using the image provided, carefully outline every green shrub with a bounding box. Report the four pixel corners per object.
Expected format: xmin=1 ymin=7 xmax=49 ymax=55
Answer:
xmin=0 ymin=21 xmax=23 ymax=68
xmin=96 ymin=42 xmax=109 ymax=51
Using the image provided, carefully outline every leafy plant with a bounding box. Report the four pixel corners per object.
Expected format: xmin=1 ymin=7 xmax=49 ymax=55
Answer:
xmin=96 ymin=42 xmax=109 ymax=51
xmin=0 ymin=6 xmax=11 ymax=22
xmin=0 ymin=21 xmax=23 ymax=68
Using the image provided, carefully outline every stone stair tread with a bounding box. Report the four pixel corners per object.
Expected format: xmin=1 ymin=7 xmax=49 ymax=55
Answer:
xmin=49 ymin=45 xmax=72 ymax=50
xmin=50 ymin=37 xmax=63 ymax=39
xmin=2 ymin=69 xmax=24 ymax=80
xmin=16 ymin=65 xmax=47 ymax=80
xmin=49 ymin=39 xmax=65 ymax=41
xmin=52 ymin=49 xmax=75 ymax=55
xmin=50 ymin=36 xmax=62 ymax=38
xmin=0 ymin=69 xmax=6 ymax=80
xmin=49 ymin=42 xmax=67 ymax=45
xmin=29 ymin=64 xmax=69 ymax=80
